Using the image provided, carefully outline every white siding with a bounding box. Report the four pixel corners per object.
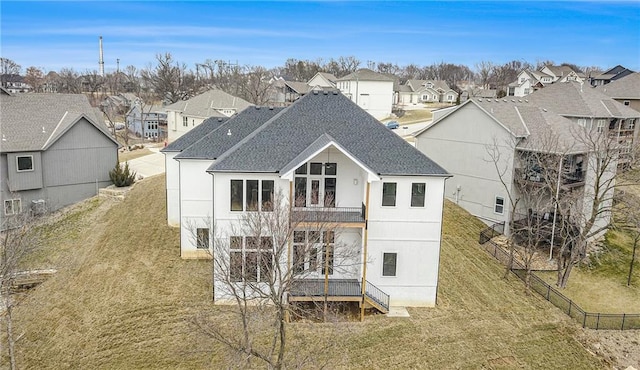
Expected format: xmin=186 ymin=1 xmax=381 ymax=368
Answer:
xmin=165 ymin=152 xmax=180 ymax=227
xmin=339 ymin=80 xmax=393 ymax=119
xmin=367 ymin=176 xmax=446 ymax=306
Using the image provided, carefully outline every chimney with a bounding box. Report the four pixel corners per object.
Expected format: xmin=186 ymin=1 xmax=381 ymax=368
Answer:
xmin=99 ymin=36 xmax=105 ymax=77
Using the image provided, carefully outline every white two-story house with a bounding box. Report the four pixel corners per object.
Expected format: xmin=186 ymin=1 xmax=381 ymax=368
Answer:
xmin=336 ymin=69 xmax=394 ymax=119
xmin=165 ymin=88 xmax=252 ymax=142
xmin=162 ymin=91 xmax=450 ymax=311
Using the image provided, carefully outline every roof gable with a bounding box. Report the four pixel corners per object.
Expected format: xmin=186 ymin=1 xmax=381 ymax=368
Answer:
xmin=207 ymin=91 xmax=448 ymax=177
xmin=0 ymin=92 xmax=118 ymax=153
xmin=163 ymin=89 xmax=252 ymax=117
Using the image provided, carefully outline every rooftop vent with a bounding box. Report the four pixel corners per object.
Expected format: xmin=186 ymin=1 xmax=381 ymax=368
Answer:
xmin=255 ymin=106 xmax=261 ymax=110
xmin=511 ymin=99 xmax=515 ymax=102
xmin=313 ymin=90 xmax=319 ymax=95
xmin=332 ymin=90 xmax=338 ymax=95
xmin=227 ymin=129 xmax=232 ymax=136
xmin=323 ymin=90 xmax=328 ymax=95
xmin=524 ymin=99 xmax=528 ymax=103
xmin=217 ymin=117 xmax=222 ymax=122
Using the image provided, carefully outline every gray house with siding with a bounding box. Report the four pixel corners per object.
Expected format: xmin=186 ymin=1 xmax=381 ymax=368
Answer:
xmin=1 ymin=88 xmax=119 ymax=226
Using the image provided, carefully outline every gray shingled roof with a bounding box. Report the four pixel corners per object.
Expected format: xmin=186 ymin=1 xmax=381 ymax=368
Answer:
xmin=163 ymin=89 xmax=252 ymax=118
xmin=208 ymin=91 xmax=448 ymax=176
xmin=405 ymin=80 xmax=453 ymax=93
xmin=528 ymin=81 xmax=639 ymax=118
xmin=317 ymin=72 xmax=337 ymax=84
xmin=420 ymin=98 xmax=589 ymax=154
xmin=284 ymin=81 xmax=310 ymax=94
xmin=336 ymin=68 xmax=395 ymax=82
xmin=1 ymin=92 xmax=116 ymax=153
xmin=174 ymin=107 xmax=285 ymax=160
xmin=597 ymin=72 xmax=640 ymax=99
xmin=161 ymin=116 xmax=229 ymax=153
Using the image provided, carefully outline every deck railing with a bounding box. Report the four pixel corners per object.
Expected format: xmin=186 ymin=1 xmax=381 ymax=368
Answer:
xmin=365 ymin=280 xmax=390 ymax=312
xmin=289 ymin=278 xmax=390 ymax=313
xmin=292 ymin=204 xmax=366 ymax=224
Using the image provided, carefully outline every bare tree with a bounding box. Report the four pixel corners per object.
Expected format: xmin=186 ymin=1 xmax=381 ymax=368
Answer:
xmin=613 ymin=191 xmax=640 ymax=286
xmin=56 ymin=68 xmax=81 ymax=93
xmin=475 ymin=61 xmax=494 ymax=89
xmin=191 ymin=191 xmax=361 ymax=369
xmin=0 ymin=58 xmax=21 ymax=88
xmin=239 ymin=65 xmax=273 ymax=105
xmin=1 ymin=204 xmax=46 ymax=370
xmin=23 ymin=66 xmax=44 ymax=92
xmin=141 ymin=53 xmax=190 ymax=104
xmin=82 ymin=70 xmax=105 ymax=106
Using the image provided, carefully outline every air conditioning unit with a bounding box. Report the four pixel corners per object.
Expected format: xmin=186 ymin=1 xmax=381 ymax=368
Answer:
xmin=31 ymin=199 xmax=46 ymax=215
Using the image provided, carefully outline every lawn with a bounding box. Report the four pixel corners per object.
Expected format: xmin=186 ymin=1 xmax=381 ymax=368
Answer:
xmin=535 ymin=229 xmax=640 ymax=314
xmin=11 ymin=175 xmax=607 ymax=369
xmin=118 ymin=147 xmax=153 ymax=162
xmin=397 ymin=109 xmax=433 ymax=124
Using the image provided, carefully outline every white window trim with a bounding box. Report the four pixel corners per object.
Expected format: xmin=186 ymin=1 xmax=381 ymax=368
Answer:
xmin=16 ymin=155 xmax=34 ymax=172
xmin=381 ymin=251 xmax=398 ymax=277
xmin=4 ymin=199 xmax=21 ymax=215
xmin=494 ymin=196 xmax=505 ymax=215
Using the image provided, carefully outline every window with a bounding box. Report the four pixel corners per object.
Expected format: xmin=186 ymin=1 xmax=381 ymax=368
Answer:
xmin=324 ymin=178 xmax=336 ymax=207
xmin=310 ymin=162 xmax=323 ymax=175
xmin=16 ymin=155 xmax=33 ymax=172
xmin=229 ymin=236 xmax=273 ymax=282
xmin=230 ymin=180 xmax=243 ymax=211
xmin=524 ymin=88 xmax=530 ymax=95
xmin=295 ymin=163 xmax=307 ymax=174
xmin=382 ymin=182 xmax=397 ymax=206
xmin=246 ymin=180 xmax=259 ymax=211
xmin=382 ymin=253 xmax=397 ymax=277
xmin=411 ymin=183 xmax=426 ymax=207
xmin=325 ymin=163 xmax=337 ymax=176
xmin=294 ymin=177 xmax=307 ymax=207
xmin=597 ymin=119 xmax=606 ymax=133
xmin=4 ymin=199 xmax=21 ymax=215
xmin=494 ymin=197 xmax=505 ymax=214
xmin=577 ymin=118 xmax=587 ymax=127
xmin=196 ymin=228 xmax=209 ymax=249
xmin=261 ymin=180 xmax=274 ymax=211
xmin=182 ymin=116 xmax=188 ymax=127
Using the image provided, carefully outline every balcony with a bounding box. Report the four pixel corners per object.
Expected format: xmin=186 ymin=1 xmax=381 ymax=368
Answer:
xmin=514 ymin=168 xmax=585 ymax=189
xmin=291 ymin=204 xmax=366 ymax=227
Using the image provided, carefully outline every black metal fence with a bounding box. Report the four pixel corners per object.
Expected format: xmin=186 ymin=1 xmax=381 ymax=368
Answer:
xmin=479 ymin=221 xmax=505 ymax=244
xmin=479 ymin=225 xmax=640 ymax=330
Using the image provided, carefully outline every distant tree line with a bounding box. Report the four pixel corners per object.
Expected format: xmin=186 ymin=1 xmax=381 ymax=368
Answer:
xmin=1 ymin=55 xmax=605 ymax=106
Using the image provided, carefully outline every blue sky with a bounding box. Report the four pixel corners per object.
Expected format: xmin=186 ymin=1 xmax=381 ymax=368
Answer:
xmin=1 ymin=1 xmax=639 ymax=74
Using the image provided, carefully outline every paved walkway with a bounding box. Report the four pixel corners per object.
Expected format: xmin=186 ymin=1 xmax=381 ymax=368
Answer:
xmin=126 ymin=147 xmax=165 ymax=179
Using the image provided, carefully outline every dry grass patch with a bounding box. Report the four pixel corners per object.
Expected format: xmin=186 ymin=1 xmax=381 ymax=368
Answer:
xmin=12 ymin=179 xmax=607 ymax=369
xmin=397 ymin=109 xmax=433 ymax=124
xmin=118 ymin=148 xmax=153 ymax=162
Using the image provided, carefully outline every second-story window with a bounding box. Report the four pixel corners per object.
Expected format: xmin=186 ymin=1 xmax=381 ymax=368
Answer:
xmin=182 ymin=116 xmax=188 ymax=127
xmin=597 ymin=119 xmax=606 ymax=133
xmin=246 ymin=180 xmax=259 ymax=211
xmin=382 ymin=182 xmax=397 ymax=207
xmin=231 ymin=180 xmax=243 ymax=211
xmin=16 ymin=155 xmax=34 ymax=172
xmin=411 ymin=183 xmax=426 ymax=207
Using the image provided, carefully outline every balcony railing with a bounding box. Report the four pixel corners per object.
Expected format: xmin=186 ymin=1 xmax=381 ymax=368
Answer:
xmin=289 ymin=278 xmax=390 ymax=313
xmin=291 ymin=203 xmax=366 ymax=224
xmin=514 ymin=168 xmax=585 ymax=188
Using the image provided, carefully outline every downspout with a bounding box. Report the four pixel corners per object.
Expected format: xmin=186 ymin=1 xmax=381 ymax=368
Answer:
xmin=211 ymin=171 xmax=216 ymax=301
xmin=360 ymin=182 xmax=370 ymax=321
xmin=549 ymin=156 xmax=563 ymax=260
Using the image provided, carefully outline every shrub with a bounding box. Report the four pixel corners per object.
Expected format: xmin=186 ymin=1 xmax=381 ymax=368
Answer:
xmin=109 ymin=161 xmax=136 ymax=187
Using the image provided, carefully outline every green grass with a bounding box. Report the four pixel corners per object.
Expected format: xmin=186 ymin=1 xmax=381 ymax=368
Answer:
xmin=12 ymin=176 xmax=607 ymax=369
xmin=535 ymin=228 xmax=640 ymax=314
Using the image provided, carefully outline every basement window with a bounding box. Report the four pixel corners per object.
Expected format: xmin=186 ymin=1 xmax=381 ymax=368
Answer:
xmin=494 ymin=197 xmax=505 ymax=214
xmin=196 ymin=228 xmax=209 ymax=249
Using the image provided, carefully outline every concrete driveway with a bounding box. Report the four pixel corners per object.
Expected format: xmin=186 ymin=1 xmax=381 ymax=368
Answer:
xmin=126 ymin=148 xmax=165 ymax=178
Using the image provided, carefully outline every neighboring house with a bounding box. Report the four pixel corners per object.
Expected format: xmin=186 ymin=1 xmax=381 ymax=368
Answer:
xmin=527 ymin=81 xmax=640 ymax=167
xmin=539 ymin=65 xmax=586 ymax=84
xmin=507 ymin=70 xmax=545 ymax=97
xmin=307 ymin=72 xmax=337 ymax=90
xmin=1 ymin=74 xmax=32 ymax=93
xmin=597 ymin=72 xmax=640 ymax=113
xmin=165 ymin=89 xmax=252 ymax=142
xmin=162 ymin=91 xmax=450 ymax=308
xmin=415 ymin=98 xmax=614 ymax=240
xmin=0 ymin=88 xmax=119 ymax=227
xmin=337 ymin=68 xmax=395 ymax=119
xmin=100 ymin=93 xmax=140 ymax=112
xmin=507 ymin=66 xmax=585 ymax=97
xmin=126 ymin=104 xmax=168 ymax=139
xmin=460 ymin=87 xmax=498 ymax=102
xmin=590 ymin=65 xmax=635 ymax=87
xmin=398 ymin=80 xmax=458 ymax=105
